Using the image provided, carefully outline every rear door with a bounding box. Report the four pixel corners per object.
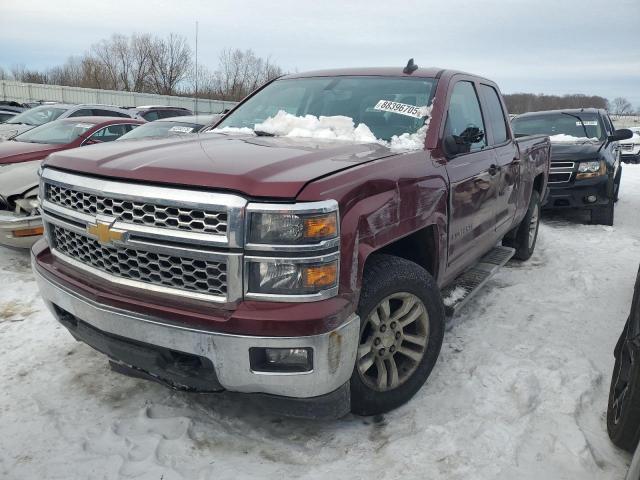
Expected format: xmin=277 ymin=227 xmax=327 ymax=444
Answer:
xmin=478 ymin=84 xmax=520 ymax=236
xmin=444 ymin=79 xmax=500 ymax=272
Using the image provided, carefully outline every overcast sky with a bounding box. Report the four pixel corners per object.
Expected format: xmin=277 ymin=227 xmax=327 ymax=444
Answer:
xmin=1 ymin=0 xmax=639 ymax=107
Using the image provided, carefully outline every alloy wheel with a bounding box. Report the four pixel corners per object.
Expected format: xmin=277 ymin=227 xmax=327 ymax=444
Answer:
xmin=357 ymin=292 xmax=430 ymax=391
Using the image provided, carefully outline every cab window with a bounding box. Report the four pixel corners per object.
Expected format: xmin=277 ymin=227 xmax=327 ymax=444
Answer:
xmin=479 ymin=84 xmax=508 ymax=145
xmin=444 ymin=81 xmax=487 ymax=154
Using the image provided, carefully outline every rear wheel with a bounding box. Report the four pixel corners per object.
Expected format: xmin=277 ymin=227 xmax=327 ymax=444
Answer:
xmin=350 ymin=254 xmax=445 ymax=416
xmin=503 ymin=190 xmax=540 ymax=261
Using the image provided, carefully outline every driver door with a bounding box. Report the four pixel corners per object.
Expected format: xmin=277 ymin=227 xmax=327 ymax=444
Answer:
xmin=444 ymin=80 xmax=500 ymax=275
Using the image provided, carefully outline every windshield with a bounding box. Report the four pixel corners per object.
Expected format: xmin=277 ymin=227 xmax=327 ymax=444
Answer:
xmin=512 ymin=112 xmax=605 ymax=141
xmin=216 ymin=76 xmax=437 ymax=141
xmin=13 ymin=121 xmax=95 ymax=145
xmin=7 ymin=105 xmax=67 ymax=126
xmin=117 ymin=121 xmax=201 ymax=140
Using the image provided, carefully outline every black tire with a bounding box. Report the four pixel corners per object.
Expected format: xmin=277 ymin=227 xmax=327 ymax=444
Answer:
xmin=503 ymin=190 xmax=540 ymax=261
xmin=607 ymin=324 xmax=640 ymax=452
xmin=614 ymin=166 xmax=622 ymax=203
xmin=350 ymin=254 xmax=445 ymax=416
xmin=591 ymin=198 xmax=614 ymax=226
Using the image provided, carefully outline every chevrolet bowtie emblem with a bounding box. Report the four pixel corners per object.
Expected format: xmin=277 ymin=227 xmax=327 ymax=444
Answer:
xmin=87 ymin=220 xmax=125 ymax=245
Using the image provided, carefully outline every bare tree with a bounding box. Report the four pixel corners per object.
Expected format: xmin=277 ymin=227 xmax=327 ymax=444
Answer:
xmin=2 ymin=34 xmax=283 ymax=101
xmin=212 ymin=48 xmax=283 ymax=101
xmin=148 ymin=34 xmax=192 ymax=95
xmin=611 ymin=97 xmax=633 ymax=115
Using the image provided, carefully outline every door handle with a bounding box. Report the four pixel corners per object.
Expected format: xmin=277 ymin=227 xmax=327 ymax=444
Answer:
xmin=488 ymin=164 xmax=500 ymax=176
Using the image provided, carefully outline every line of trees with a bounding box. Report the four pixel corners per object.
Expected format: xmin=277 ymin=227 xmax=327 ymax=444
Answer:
xmin=0 ymin=33 xmax=283 ymax=101
xmin=503 ymin=93 xmax=638 ymax=115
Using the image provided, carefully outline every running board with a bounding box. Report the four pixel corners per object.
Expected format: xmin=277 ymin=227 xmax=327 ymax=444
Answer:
xmin=441 ymin=246 xmax=515 ymax=316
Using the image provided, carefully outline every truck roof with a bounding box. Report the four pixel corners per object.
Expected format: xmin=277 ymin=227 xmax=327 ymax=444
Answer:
xmin=515 ymin=108 xmax=606 ymax=118
xmin=282 ymin=66 xmax=483 ymax=81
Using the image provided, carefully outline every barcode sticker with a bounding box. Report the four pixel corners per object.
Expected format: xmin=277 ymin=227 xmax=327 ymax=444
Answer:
xmin=374 ymin=100 xmax=429 ymax=118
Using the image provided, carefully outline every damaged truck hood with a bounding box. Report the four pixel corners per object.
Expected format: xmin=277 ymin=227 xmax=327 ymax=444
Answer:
xmin=43 ymin=133 xmax=399 ymax=198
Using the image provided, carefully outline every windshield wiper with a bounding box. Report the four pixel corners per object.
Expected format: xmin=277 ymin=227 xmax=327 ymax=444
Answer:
xmin=254 ymin=130 xmax=275 ymax=137
xmin=560 ymin=112 xmax=590 ymax=139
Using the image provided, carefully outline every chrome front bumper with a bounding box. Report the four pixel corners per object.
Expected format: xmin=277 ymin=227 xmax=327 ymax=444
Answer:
xmin=33 ymin=261 xmax=359 ymax=399
xmin=0 ymin=213 xmax=42 ymax=249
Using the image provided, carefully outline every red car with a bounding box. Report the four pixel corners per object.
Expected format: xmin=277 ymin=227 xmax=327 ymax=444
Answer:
xmin=0 ymin=117 xmax=144 ymax=248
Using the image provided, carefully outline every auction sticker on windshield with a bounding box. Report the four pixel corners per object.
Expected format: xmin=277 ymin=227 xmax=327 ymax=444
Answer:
xmin=374 ymin=100 xmax=429 ymax=118
xmin=576 ymin=121 xmax=598 ymax=126
xmin=169 ymin=126 xmax=195 ymax=133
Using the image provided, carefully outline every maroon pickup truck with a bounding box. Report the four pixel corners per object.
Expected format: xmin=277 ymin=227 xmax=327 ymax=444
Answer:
xmin=32 ymin=66 xmax=550 ymax=418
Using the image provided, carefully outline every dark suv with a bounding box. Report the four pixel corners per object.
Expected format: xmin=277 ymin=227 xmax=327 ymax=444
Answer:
xmin=512 ymin=108 xmax=632 ymax=225
xmin=126 ymin=106 xmax=193 ymax=121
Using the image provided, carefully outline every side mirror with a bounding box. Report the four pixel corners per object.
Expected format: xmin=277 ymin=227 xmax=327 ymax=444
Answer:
xmin=444 ymin=126 xmax=485 ymax=156
xmin=609 ymin=128 xmax=633 ymax=142
xmin=83 ymin=138 xmax=103 ymax=146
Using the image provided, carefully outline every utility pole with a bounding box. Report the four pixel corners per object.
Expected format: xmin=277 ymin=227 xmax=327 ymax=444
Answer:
xmin=195 ymin=21 xmax=199 ymax=114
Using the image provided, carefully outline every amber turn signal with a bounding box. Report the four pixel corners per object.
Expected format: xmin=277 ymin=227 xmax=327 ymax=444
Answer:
xmin=12 ymin=226 xmax=44 ymax=238
xmin=304 ymin=214 xmax=337 ymax=240
xmin=303 ymin=262 xmax=338 ymax=289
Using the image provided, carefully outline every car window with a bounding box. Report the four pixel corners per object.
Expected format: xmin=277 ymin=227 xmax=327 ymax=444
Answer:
xmin=512 ymin=112 xmax=605 ymax=140
xmin=603 ymin=115 xmax=614 ymax=135
xmin=118 ymin=121 xmax=199 ymax=140
xmin=88 ymin=124 xmax=132 ymax=142
xmin=156 ymin=110 xmax=179 ymax=119
xmin=142 ymin=111 xmax=160 ymax=121
xmin=92 ymin=108 xmax=121 ymax=117
xmin=0 ymin=113 xmax=15 ymax=122
xmin=444 ymin=81 xmax=487 ymax=153
xmin=7 ymin=106 xmax=67 ymax=126
xmin=14 ymin=121 xmax=95 ymax=144
xmin=479 ymin=84 xmax=508 ymax=145
xmin=68 ymin=109 xmax=94 ymax=117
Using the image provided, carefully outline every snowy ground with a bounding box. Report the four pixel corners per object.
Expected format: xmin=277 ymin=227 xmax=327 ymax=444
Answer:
xmin=2 ymin=167 xmax=640 ymax=480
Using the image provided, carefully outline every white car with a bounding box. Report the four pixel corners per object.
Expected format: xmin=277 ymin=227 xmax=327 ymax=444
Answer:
xmin=0 ymin=104 xmax=134 ymax=140
xmin=620 ymin=126 xmax=640 ymax=164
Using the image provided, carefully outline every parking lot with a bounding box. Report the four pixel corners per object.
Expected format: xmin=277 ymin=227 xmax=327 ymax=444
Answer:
xmin=0 ymin=165 xmax=638 ymax=479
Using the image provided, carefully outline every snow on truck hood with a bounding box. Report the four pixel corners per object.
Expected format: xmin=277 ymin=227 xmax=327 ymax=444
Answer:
xmin=43 ymin=133 xmax=401 ymax=199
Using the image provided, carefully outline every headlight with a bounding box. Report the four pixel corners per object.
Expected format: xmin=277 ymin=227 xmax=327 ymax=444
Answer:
xmin=244 ymin=200 xmax=340 ymax=301
xmin=14 ymin=198 xmax=40 ymax=214
xmin=247 ymin=209 xmax=338 ymax=246
xmin=246 ymin=255 xmax=339 ymax=297
xmin=576 ymin=160 xmax=606 ymax=179
xmin=577 ymin=161 xmax=600 ymax=173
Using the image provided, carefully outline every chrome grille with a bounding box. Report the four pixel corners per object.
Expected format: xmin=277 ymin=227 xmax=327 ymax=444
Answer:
xmin=52 ymin=225 xmax=227 ymax=297
xmin=620 ymin=144 xmax=634 ymax=151
xmin=46 ymin=184 xmax=228 ymax=235
xmin=549 ymin=161 xmax=575 ymax=184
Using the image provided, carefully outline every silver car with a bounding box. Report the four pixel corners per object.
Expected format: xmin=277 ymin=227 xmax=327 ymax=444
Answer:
xmin=116 ymin=114 xmax=222 ymax=140
xmin=0 ymin=104 xmax=134 ymax=140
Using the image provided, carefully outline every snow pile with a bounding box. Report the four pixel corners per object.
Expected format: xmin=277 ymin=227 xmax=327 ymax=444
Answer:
xmin=213 ymin=105 xmax=433 ymax=152
xmin=254 ymin=111 xmax=378 ymax=143
xmin=214 ymin=126 xmax=256 ymax=136
xmin=443 ymin=286 xmax=466 ymax=307
xmin=549 ymin=134 xmax=600 ymax=144
xmin=386 ymin=104 xmax=433 ymax=152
